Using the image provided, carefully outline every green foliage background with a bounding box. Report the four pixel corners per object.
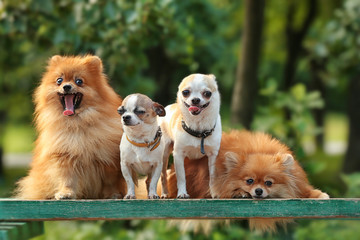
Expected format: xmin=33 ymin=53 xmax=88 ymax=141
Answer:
xmin=1 ymin=0 xmax=360 ymax=239
xmin=0 ymin=0 xmax=239 ymax=107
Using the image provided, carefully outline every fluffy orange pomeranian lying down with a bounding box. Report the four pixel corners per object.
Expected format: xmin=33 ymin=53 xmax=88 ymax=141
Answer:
xmin=15 ymin=55 xmax=126 ymax=199
xmin=137 ymin=130 xmax=329 ymax=232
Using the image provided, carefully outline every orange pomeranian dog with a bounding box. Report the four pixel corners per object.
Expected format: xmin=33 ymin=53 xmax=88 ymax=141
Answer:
xmin=15 ymin=55 xmax=126 ymax=199
xmin=165 ymin=130 xmax=329 ymax=232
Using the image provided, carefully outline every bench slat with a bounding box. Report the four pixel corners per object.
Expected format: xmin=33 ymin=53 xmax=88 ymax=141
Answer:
xmin=0 ymin=198 xmax=359 ymax=220
xmin=0 ymin=222 xmax=44 ymax=240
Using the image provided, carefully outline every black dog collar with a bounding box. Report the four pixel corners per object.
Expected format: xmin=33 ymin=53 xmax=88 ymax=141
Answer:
xmin=181 ymin=120 xmax=216 ymax=154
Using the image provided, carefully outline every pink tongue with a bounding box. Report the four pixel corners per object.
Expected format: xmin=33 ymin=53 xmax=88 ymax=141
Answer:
xmin=63 ymin=95 xmax=75 ymax=116
xmin=188 ymin=106 xmax=200 ymax=113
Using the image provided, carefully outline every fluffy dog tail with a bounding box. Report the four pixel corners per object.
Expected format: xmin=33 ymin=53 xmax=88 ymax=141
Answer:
xmin=135 ymin=175 xmax=162 ymax=199
xmin=14 ymin=174 xmax=53 ymax=199
xmin=135 ymin=176 xmax=148 ymax=199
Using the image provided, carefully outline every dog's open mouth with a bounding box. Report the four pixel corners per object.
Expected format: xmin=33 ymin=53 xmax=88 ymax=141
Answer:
xmin=184 ymin=102 xmax=210 ymax=116
xmin=58 ymin=93 xmax=83 ymax=116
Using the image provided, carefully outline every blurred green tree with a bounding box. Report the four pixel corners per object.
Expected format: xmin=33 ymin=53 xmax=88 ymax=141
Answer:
xmin=0 ymin=0 xmax=233 ymax=105
xmin=0 ymin=0 xmax=236 ymax=164
xmin=306 ymin=0 xmax=360 ymax=172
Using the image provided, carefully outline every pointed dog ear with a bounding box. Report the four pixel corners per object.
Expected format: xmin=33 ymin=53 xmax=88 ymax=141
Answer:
xmin=153 ymin=102 xmax=166 ymax=117
xmin=84 ymin=55 xmax=103 ymax=73
xmin=224 ymin=152 xmax=239 ymax=172
xmin=281 ymin=154 xmax=294 ymax=167
xmin=49 ymin=55 xmax=63 ymax=65
xmin=275 ymin=153 xmax=294 ymax=173
xmin=208 ymin=74 xmax=216 ymax=80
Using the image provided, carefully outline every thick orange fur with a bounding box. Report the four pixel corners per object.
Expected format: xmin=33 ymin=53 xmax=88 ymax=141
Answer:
xmin=15 ymin=55 xmax=126 ymax=199
xmin=165 ymin=130 xmax=329 ymax=232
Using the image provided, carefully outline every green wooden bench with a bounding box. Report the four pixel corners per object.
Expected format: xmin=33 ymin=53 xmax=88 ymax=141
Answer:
xmin=1 ymin=198 xmax=359 ymax=239
xmin=0 ymin=222 xmax=43 ymax=240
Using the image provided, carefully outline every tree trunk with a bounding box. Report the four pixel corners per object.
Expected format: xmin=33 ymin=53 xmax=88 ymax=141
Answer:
xmin=344 ymin=74 xmax=360 ymax=173
xmin=146 ymin=45 xmax=177 ymax=106
xmin=283 ymin=0 xmax=317 ymax=90
xmin=230 ymin=0 xmax=265 ymax=129
xmin=282 ymin=0 xmax=317 ymax=142
xmin=309 ymin=58 xmax=326 ymax=148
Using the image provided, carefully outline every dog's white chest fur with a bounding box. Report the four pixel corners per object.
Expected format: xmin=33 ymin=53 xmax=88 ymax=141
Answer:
xmin=120 ymin=135 xmax=164 ymax=175
xmin=173 ymin=115 xmax=222 ymax=160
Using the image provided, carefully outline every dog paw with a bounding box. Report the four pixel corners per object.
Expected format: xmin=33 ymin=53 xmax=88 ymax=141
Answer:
xmin=148 ymin=194 xmax=160 ymax=199
xmin=161 ymin=194 xmax=169 ymax=199
xmin=124 ymin=194 xmax=136 ymax=199
xmin=110 ymin=193 xmax=123 ymax=199
xmin=242 ymin=193 xmax=251 ymax=198
xmin=177 ymin=193 xmax=190 ymax=199
xmin=318 ymin=192 xmax=330 ymax=199
xmin=232 ymin=191 xmax=251 ymax=199
xmin=54 ymin=191 xmax=76 ymax=200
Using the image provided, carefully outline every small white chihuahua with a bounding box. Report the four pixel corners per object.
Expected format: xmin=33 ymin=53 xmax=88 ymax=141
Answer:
xmin=160 ymin=74 xmax=222 ymax=198
xmin=118 ymin=93 xmax=166 ymax=199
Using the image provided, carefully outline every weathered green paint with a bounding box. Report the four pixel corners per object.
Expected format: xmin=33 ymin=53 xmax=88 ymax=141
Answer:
xmin=0 ymin=222 xmax=44 ymax=240
xmin=0 ymin=198 xmax=359 ymax=220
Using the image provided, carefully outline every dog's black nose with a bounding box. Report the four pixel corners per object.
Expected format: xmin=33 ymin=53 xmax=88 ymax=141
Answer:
xmin=123 ymin=115 xmax=131 ymax=122
xmin=191 ymin=98 xmax=200 ymax=105
xmin=255 ymin=188 xmax=263 ymax=196
xmin=63 ymin=84 xmax=72 ymax=92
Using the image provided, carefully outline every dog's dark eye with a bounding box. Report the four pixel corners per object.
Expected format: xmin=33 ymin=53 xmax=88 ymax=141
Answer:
xmin=56 ymin=78 xmax=63 ymax=85
xmin=117 ymin=107 xmax=126 ymax=115
xmin=265 ymin=181 xmax=272 ymax=186
xmin=203 ymin=91 xmax=212 ymax=98
xmin=246 ymin=179 xmax=254 ymax=185
xmin=134 ymin=109 xmax=145 ymax=115
xmin=75 ymin=79 xmax=83 ymax=86
xmin=182 ymin=90 xmax=190 ymax=97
